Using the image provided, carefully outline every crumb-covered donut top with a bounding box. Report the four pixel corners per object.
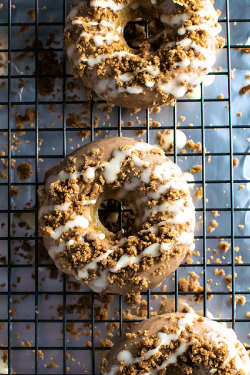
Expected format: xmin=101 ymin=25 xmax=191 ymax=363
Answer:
xmin=101 ymin=313 xmax=250 ymax=375
xmin=39 ymin=139 xmax=195 ymax=292
xmin=65 ymin=0 xmax=224 ymax=101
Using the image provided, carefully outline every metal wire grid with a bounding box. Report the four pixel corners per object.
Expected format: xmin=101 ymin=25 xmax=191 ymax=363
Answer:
xmin=0 ymin=0 xmax=249 ymax=374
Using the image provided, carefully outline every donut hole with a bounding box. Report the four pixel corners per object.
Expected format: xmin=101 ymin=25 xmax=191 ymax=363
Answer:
xmin=98 ymin=199 xmax=135 ymax=235
xmin=123 ymin=18 xmax=170 ymax=52
xmin=124 ymin=21 xmax=147 ymax=49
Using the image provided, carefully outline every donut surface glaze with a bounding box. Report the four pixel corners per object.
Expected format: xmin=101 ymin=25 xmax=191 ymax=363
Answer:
xmin=39 ymin=137 xmax=195 ymax=294
xmin=64 ymin=0 xmax=224 ymax=108
xmin=101 ymin=312 xmax=250 ymax=375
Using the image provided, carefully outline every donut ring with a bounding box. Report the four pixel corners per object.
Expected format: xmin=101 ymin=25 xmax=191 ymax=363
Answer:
xmin=101 ymin=312 xmax=250 ymax=374
xmin=64 ymin=0 xmax=224 ymax=108
xmin=39 ymin=137 xmax=195 ymax=294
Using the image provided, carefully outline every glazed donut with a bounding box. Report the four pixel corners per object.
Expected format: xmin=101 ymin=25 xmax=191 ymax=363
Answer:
xmin=64 ymin=0 xmax=224 ymax=108
xmin=39 ymin=137 xmax=195 ymax=294
xmin=101 ymin=312 xmax=250 ymax=375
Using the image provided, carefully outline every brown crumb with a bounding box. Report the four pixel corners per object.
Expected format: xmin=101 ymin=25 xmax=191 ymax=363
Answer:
xmin=17 ymin=162 xmax=33 ymax=180
xmin=45 ymin=361 xmax=60 ymax=369
xmin=27 ymin=8 xmax=35 ymax=21
xmin=219 ymin=241 xmax=231 ymax=253
xmin=11 ymin=186 xmax=19 ymax=196
xmin=195 ymin=187 xmax=203 ymax=200
xmin=235 ymin=256 xmax=243 ymax=265
xmin=241 ymin=48 xmax=250 ymax=53
xmin=212 ymin=210 xmax=220 ymax=217
xmin=214 ymin=268 xmax=225 ymax=276
xmin=240 ymin=84 xmax=250 ymax=95
xmin=0 ymin=170 xmax=7 ymax=179
xmin=230 ymin=295 xmax=246 ymax=305
xmin=233 ymin=158 xmax=239 ymax=167
xmin=38 ymin=350 xmax=44 ymax=360
xmin=207 ymin=225 xmax=215 ymax=233
xmin=186 ymin=140 xmax=202 ymax=153
xmin=189 ymin=165 xmax=202 ymax=174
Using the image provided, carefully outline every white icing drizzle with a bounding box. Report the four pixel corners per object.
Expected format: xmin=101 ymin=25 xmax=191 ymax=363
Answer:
xmin=80 ymin=32 xmax=119 ymax=47
xmin=158 ymin=130 xmax=187 ymax=152
xmin=147 ymin=342 xmax=190 ymax=374
xmin=109 ymin=243 xmax=161 ymax=272
xmin=79 ymin=51 xmax=133 ymax=67
xmin=50 ymin=216 xmax=89 ymax=240
xmin=38 ymin=202 xmax=71 ymax=219
xmin=90 ymin=0 xmax=126 ymax=11
xmin=118 ymin=73 xmax=134 ymax=82
xmin=78 ymin=249 xmax=113 ymax=279
xmin=0 ymin=352 xmax=7 ymax=375
xmin=146 ymin=65 xmax=160 ymax=77
xmin=87 ymin=233 xmax=105 ymax=241
xmin=126 ymin=86 xmax=143 ymax=94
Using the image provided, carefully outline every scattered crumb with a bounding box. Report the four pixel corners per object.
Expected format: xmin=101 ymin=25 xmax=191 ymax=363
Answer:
xmin=189 ymin=165 xmax=202 ymax=174
xmin=27 ymin=8 xmax=35 ymax=21
xmin=195 ymin=187 xmax=203 ymax=200
xmin=240 ymin=84 xmax=250 ymax=95
xmin=186 ymin=140 xmax=202 ymax=153
xmin=233 ymin=158 xmax=239 ymax=167
xmin=45 ymin=361 xmax=59 ymax=369
xmin=207 ymin=225 xmax=215 ymax=233
xmin=219 ymin=241 xmax=231 ymax=253
xmin=212 ymin=211 xmax=220 ymax=217
xmin=217 ymin=93 xmax=224 ymax=99
xmin=230 ymin=296 xmax=246 ymax=305
xmin=16 ymin=162 xmax=33 ymax=180
xmin=0 ymin=170 xmax=7 ymax=179
xmin=214 ymin=269 xmax=225 ymax=276
xmin=241 ymin=48 xmax=250 ymax=54
xmin=235 ymin=256 xmax=243 ymax=265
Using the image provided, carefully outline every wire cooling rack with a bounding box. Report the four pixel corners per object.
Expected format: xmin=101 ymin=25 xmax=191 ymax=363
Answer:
xmin=0 ymin=0 xmax=249 ymax=374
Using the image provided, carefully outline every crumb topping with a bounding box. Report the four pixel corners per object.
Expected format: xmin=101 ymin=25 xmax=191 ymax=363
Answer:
xmin=101 ymin=313 xmax=249 ymax=375
xmin=39 ymin=138 xmax=195 ymax=293
xmin=64 ymin=0 xmax=224 ymax=108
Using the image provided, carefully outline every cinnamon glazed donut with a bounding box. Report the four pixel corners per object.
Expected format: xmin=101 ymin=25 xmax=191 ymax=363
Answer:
xmin=64 ymin=0 xmax=224 ymax=108
xmin=101 ymin=312 xmax=250 ymax=375
xmin=39 ymin=137 xmax=195 ymax=294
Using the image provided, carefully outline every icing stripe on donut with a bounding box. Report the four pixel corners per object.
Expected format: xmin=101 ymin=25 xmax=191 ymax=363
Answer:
xmin=105 ymin=313 xmax=195 ymax=375
xmin=90 ymin=0 xmax=127 ymax=11
xmin=104 ymin=313 xmax=250 ymax=375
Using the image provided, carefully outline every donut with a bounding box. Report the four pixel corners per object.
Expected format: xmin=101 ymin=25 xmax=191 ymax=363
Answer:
xmin=64 ymin=0 xmax=224 ymax=108
xmin=101 ymin=312 xmax=250 ymax=375
xmin=39 ymin=137 xmax=195 ymax=294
